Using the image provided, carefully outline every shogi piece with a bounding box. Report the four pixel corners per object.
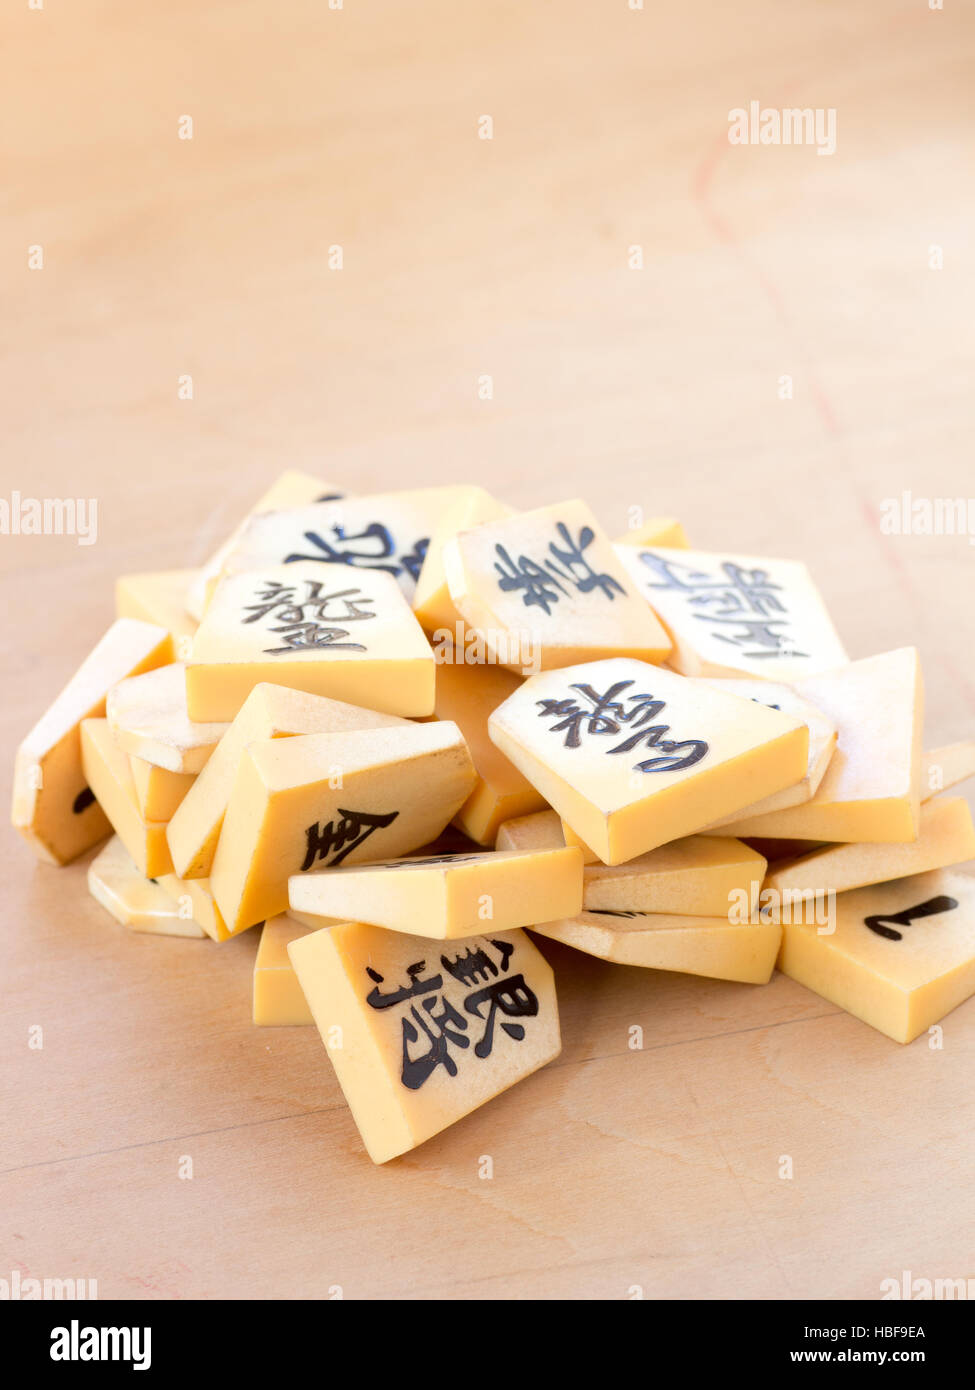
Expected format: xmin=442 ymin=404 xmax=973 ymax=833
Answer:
xmin=710 ymin=648 xmax=924 ymax=843
xmin=129 ymin=758 xmax=196 ymax=821
xmin=186 ymin=469 xmax=342 ymax=620
xmin=697 ymin=678 xmax=837 ymax=824
xmin=115 ymin=569 xmax=200 ymax=652
xmin=79 ymin=720 xmax=174 ymax=877
xmin=87 ymin=836 xmax=205 ymax=937
xmin=167 ymin=683 xmax=406 ymax=880
xmin=214 ymin=485 xmax=470 ymax=603
xmin=107 ymin=662 xmax=228 ymax=772
xmin=778 ymin=869 xmax=975 ymax=1042
xmin=497 ymin=809 xmax=767 ymax=916
xmin=289 ymin=845 xmax=583 ymax=938
xmin=442 ymin=498 xmax=672 ymax=675
xmin=427 ymin=661 xmax=547 ymax=844
xmin=288 ymin=922 xmax=560 ymax=1162
xmin=763 ymin=797 xmax=975 ymax=902
xmin=12 ymin=619 xmax=172 ymax=865
xmin=253 ymin=915 xmax=315 ymax=1025
xmin=412 ymin=486 xmax=513 ymax=633
xmin=156 ymin=872 xmax=232 ymax=942
xmin=210 ymin=722 xmax=477 ymax=935
xmin=488 ymin=657 xmax=808 ymax=864
xmin=613 ymin=543 xmax=847 ymax=681
xmin=532 ymin=909 xmax=781 ymax=983
xmin=559 ymin=820 xmax=601 ymax=863
xmin=185 ymin=562 xmax=435 ymax=721
xmin=922 ymin=742 xmax=975 ymax=800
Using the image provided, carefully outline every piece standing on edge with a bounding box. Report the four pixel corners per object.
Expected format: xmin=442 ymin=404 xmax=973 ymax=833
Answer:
xmin=425 ymin=660 xmax=547 ymax=844
xmin=80 ymin=720 xmax=174 ymax=878
xmin=12 ymin=618 xmax=173 ymax=865
xmin=253 ymin=915 xmax=315 ymax=1025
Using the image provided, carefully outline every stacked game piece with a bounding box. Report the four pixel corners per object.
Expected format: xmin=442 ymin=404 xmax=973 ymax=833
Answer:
xmin=12 ymin=476 xmax=975 ymax=1162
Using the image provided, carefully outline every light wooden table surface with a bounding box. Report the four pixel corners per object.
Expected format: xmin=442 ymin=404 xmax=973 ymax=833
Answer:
xmin=3 ymin=0 xmax=974 ymax=1299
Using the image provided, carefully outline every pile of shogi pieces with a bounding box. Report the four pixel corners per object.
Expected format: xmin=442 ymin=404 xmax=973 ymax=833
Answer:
xmin=12 ymin=475 xmax=975 ymax=1162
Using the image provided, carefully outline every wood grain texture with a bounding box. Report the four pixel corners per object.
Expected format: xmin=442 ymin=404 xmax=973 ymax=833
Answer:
xmin=2 ymin=0 xmax=974 ymax=1299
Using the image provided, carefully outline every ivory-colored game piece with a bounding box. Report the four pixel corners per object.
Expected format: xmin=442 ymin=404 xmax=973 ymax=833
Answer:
xmin=288 ymin=922 xmax=560 ymax=1162
xmin=559 ymin=820 xmax=601 ymax=863
xmin=488 ymin=657 xmax=808 ymax=863
xmin=708 ymin=648 xmax=924 ymax=843
xmin=497 ymin=810 xmax=767 ymax=915
xmin=166 ymin=683 xmax=407 ymax=880
xmin=442 ymin=499 xmax=672 ymax=675
xmin=289 ymin=845 xmax=583 ymax=938
xmin=210 ymin=722 xmax=477 ymax=934
xmin=87 ymin=836 xmax=205 ymax=937
xmin=253 ymin=915 xmax=315 ymax=1025
xmin=185 ymin=562 xmax=436 ymax=721
xmin=129 ymin=757 xmax=196 ymax=821
xmin=613 ymin=543 xmax=848 ymax=680
xmin=922 ymin=742 xmax=975 ymax=799
xmin=763 ymin=797 xmax=975 ymax=902
xmin=186 ymin=469 xmax=342 ymax=620
xmin=413 ymin=487 xmax=513 ymax=633
xmin=79 ymin=720 xmax=174 ymax=878
xmin=214 ymin=485 xmax=470 ymax=603
xmin=155 ymin=871 xmax=233 ymax=942
xmin=108 ymin=663 xmax=228 ymax=773
xmin=11 ymin=618 xmax=172 ymax=865
xmin=426 ymin=661 xmax=547 ymax=844
xmin=778 ymin=869 xmax=975 ymax=1043
xmin=696 ymin=678 xmax=837 ymax=824
xmin=532 ymin=909 xmax=781 ymax=983
xmin=115 ymin=569 xmax=199 ymax=652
